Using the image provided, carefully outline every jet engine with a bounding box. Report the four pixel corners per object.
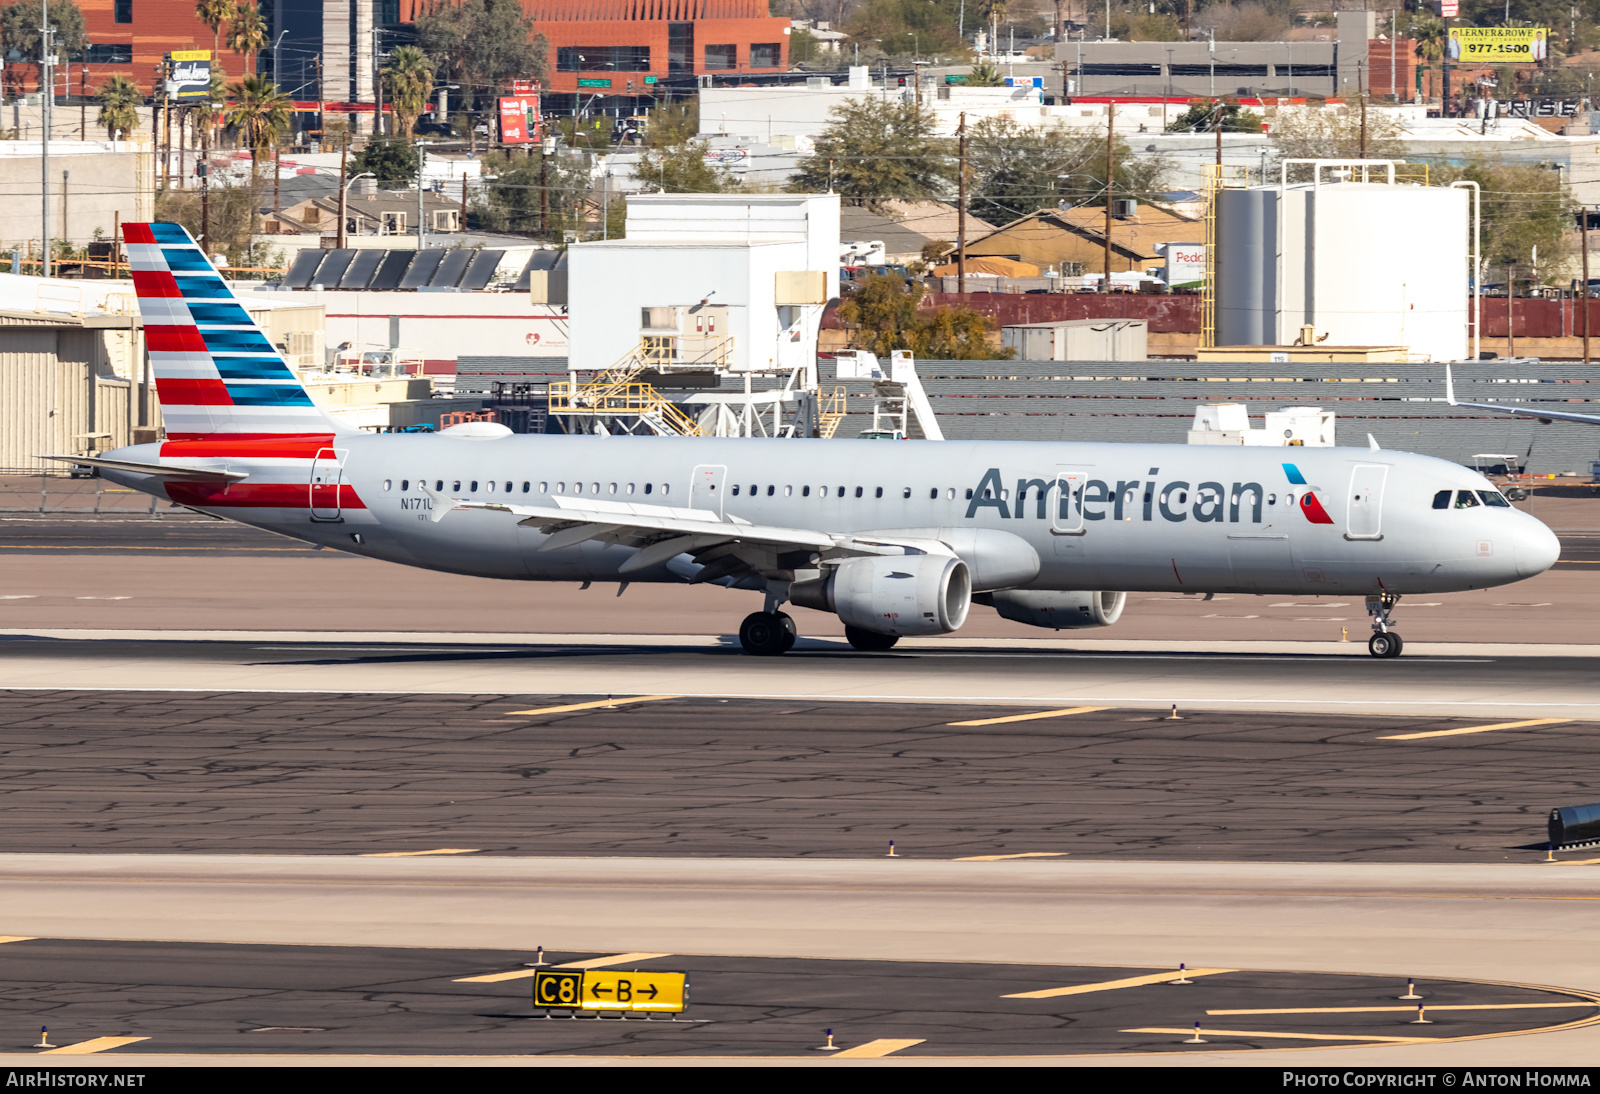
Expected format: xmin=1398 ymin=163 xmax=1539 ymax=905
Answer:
xmin=791 ymin=554 xmax=971 ymax=636
xmin=977 ymin=589 xmax=1127 ymax=629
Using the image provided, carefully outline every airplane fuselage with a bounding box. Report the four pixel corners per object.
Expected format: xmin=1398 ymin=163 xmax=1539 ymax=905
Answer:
xmin=103 ymin=434 xmax=1559 ymax=598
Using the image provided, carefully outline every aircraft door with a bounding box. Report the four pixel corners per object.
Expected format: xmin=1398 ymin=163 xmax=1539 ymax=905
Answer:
xmin=1052 ymin=470 xmax=1088 ymax=537
xmin=690 ymin=464 xmax=727 ymax=517
xmin=309 ymin=448 xmax=347 ymax=521
xmin=1345 ymin=465 xmax=1388 ymax=540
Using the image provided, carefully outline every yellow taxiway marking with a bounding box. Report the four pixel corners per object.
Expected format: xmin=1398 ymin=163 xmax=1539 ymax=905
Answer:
xmin=1378 ymin=718 xmax=1569 ymax=741
xmin=454 ymin=952 xmax=673 ymax=983
xmin=831 ymin=1039 xmax=926 ymax=1058
xmin=507 ymin=695 xmax=679 ymax=717
xmin=1126 ymin=1028 xmax=1425 ymax=1044
xmin=949 ymin=706 xmax=1109 ymax=727
xmin=42 ymin=1037 xmax=150 ymax=1055
xmin=0 ymin=937 xmax=35 ymax=944
xmin=1209 ymin=1003 xmax=1597 ymax=1016
xmin=1004 ymin=969 xmax=1235 ymax=999
xmin=358 ymin=849 xmax=480 ymax=858
xmin=956 ymin=852 xmax=1068 ymax=862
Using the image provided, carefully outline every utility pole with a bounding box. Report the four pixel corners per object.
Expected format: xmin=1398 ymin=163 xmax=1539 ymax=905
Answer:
xmin=39 ymin=0 xmax=50 ymax=277
xmin=200 ymin=118 xmax=210 ymax=256
xmin=1507 ymin=263 xmax=1517 ymax=358
xmin=1103 ymin=101 xmax=1114 ymax=293
xmin=957 ymin=112 xmax=966 ymax=294
xmin=1359 ymin=61 xmax=1367 ymax=159
xmin=416 ymin=140 xmax=426 ymax=250
xmin=1582 ymin=209 xmax=1591 ymax=365
xmin=337 ymin=133 xmax=348 ymax=248
xmin=1215 ymin=99 xmax=1222 ymax=168
xmin=373 ymin=26 xmax=384 ymax=137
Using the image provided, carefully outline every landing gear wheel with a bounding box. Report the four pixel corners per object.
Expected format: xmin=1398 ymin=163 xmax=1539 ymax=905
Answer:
xmin=774 ymin=611 xmax=797 ymax=652
xmin=1367 ymin=631 xmax=1404 ymax=659
xmin=739 ymin=612 xmax=792 ymax=656
xmin=844 ymin=625 xmax=900 ymax=652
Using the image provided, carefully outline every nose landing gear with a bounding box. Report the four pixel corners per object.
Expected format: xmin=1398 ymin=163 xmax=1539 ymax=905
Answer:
xmin=1365 ymin=593 xmax=1403 ymax=658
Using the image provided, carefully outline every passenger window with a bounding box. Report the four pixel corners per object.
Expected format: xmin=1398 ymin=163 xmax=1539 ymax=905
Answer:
xmin=505 ymin=482 xmax=513 ymax=492
xmin=946 ymin=487 xmax=955 ymax=500
xmin=591 ymin=482 xmax=600 ymax=494
xmin=626 ymin=483 xmax=634 ymax=494
xmin=486 ymin=481 xmax=494 ymax=492
xmin=1001 ymin=489 xmax=1010 ymax=501
xmin=1455 ymin=490 xmax=1480 ymax=508
xmin=574 ymin=482 xmax=584 ymax=494
xmin=903 ymin=487 xmax=911 ymax=498
xmin=609 ymin=483 xmax=617 ymax=494
xmin=1432 ymin=490 xmax=1451 ymax=509
xmin=732 ymin=485 xmax=740 ymax=496
xmin=1267 ymin=493 xmax=1277 ymax=505
xmin=521 ymin=482 xmax=529 ymax=493
xmin=1478 ymin=490 xmax=1510 ymax=508
xmin=766 ymin=485 xmax=775 ymax=496
xmin=661 ymin=484 xmax=670 ymax=495
xmin=966 ymin=489 xmax=974 ymax=500
xmin=854 ymin=486 xmax=863 ymax=498
xmin=383 ymin=479 xmax=392 ymax=491
xmin=930 ymin=488 xmax=938 ymax=499
xmin=836 ymin=486 xmax=845 ymax=498
xmin=453 ymin=480 xmax=462 ymax=492
xmin=398 ymin=479 xmax=407 ymax=491
xmin=875 ymin=487 xmax=883 ymax=498
xmin=538 ymin=482 xmax=547 ymax=493
xmin=784 ymin=485 xmax=793 ymax=496
xmin=802 ymin=485 xmax=811 ymax=497
xmin=435 ymin=480 xmax=444 ymax=491
xmin=557 ymin=482 xmax=566 ymax=493
xmin=1285 ymin=493 xmax=1294 ymax=507
xmin=644 ymin=483 xmax=653 ymax=494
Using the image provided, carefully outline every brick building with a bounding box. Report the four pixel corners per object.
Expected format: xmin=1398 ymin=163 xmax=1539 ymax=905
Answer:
xmin=31 ymin=1 xmax=257 ymax=99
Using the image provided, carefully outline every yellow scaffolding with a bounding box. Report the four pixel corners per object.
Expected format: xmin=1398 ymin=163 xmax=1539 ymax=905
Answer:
xmin=1201 ymin=164 xmax=1250 ymax=351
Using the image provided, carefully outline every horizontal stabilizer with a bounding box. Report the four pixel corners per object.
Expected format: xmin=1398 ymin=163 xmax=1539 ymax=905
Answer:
xmin=40 ymin=454 xmax=249 ymax=482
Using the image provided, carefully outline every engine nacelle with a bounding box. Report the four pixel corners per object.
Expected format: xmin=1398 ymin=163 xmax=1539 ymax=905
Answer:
xmin=979 ymin=589 xmax=1128 ymax=630
xmin=792 ymin=554 xmax=971 ymax=636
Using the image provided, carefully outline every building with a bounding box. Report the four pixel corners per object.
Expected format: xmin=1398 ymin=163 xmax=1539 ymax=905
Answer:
xmin=963 ymin=205 xmax=1201 ymax=277
xmin=1062 ymin=12 xmax=1377 ymax=100
xmin=271 ymin=189 xmax=465 ymax=239
xmin=0 ymin=141 xmax=155 ymax=254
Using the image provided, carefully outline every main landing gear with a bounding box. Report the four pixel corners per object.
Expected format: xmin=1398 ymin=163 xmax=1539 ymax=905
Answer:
xmin=739 ymin=611 xmax=797 ymax=656
xmin=1365 ymin=593 xmax=1403 ymax=658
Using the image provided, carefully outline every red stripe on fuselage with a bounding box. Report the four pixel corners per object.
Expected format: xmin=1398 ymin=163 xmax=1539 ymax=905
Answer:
xmin=165 ymin=482 xmax=367 ymax=510
xmin=146 ymin=325 xmax=210 ymax=353
xmin=160 ymin=436 xmax=337 ymax=458
xmin=153 ymin=378 xmax=233 ymax=405
xmin=131 ymin=269 xmax=182 ymax=298
xmin=121 ymin=223 xmax=156 ymax=245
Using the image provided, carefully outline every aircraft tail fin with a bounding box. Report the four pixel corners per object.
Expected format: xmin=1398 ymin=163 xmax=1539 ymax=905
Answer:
xmin=122 ymin=222 xmax=342 ymax=441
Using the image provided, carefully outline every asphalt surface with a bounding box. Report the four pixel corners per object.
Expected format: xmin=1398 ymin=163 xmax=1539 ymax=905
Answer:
xmin=0 ymin=691 xmax=1587 ymax=862
xmin=0 ymin=939 xmax=1588 ymax=1058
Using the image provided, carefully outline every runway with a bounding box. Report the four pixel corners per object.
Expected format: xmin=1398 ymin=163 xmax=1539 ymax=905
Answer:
xmin=2 ymin=855 xmax=1600 ymax=1065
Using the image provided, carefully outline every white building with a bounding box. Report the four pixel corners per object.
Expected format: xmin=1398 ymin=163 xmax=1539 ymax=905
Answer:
xmin=565 ymin=193 xmax=840 ymax=378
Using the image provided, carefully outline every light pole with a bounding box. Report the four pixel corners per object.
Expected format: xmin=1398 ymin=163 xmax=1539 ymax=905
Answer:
xmin=271 ymin=30 xmax=287 ymax=87
xmin=415 ymin=141 xmax=429 ymax=249
xmin=339 ymin=171 xmax=373 ymax=248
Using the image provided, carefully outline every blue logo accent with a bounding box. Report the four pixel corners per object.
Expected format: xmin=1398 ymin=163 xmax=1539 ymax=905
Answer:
xmin=1282 ymin=463 xmax=1308 ymax=485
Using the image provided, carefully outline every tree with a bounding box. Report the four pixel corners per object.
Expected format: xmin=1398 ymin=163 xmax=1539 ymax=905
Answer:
xmin=1433 ymin=157 xmax=1572 ymax=281
xmin=837 ymin=274 xmax=1012 ymax=359
xmin=416 ymin=0 xmax=548 ymax=113
xmin=352 ymin=136 xmax=420 ymax=186
xmin=1413 ymin=14 xmax=1447 ymax=100
xmin=966 ymin=115 xmax=1173 ymax=225
xmin=155 ymin=177 xmax=264 ymax=265
xmin=95 ymin=74 xmax=141 ymax=140
xmin=1198 ymin=1 xmax=1292 ymax=42
xmin=963 ymin=62 xmax=1005 ymax=87
xmin=473 ymin=147 xmax=589 ymax=239
xmin=790 ymin=98 xmax=952 ymax=210
xmin=1166 ymin=98 xmax=1264 ymax=134
xmin=638 ymin=141 xmax=737 ymax=194
xmin=223 ymin=73 xmax=290 ymax=225
xmin=383 ymin=45 xmax=435 ymax=139
xmin=0 ymin=0 xmax=85 ymax=94
xmin=194 ymin=0 xmax=232 ymax=61
xmin=1270 ymin=108 xmax=1403 ymax=175
xmin=226 ymin=0 xmax=267 ymax=72
xmin=843 ymin=0 xmax=964 ymax=58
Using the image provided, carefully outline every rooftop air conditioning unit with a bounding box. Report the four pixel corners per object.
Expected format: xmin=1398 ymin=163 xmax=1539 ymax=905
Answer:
xmin=1112 ymin=199 xmax=1138 ymax=218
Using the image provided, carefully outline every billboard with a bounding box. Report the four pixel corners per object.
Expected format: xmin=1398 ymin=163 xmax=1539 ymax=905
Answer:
xmin=1448 ymin=27 xmax=1549 ymax=63
xmin=498 ymin=95 xmax=541 ymax=144
xmin=166 ymin=50 xmax=211 ymax=100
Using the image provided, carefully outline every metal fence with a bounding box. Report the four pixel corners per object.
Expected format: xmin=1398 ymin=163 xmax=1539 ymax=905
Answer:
xmin=0 ymin=472 xmax=166 ymax=515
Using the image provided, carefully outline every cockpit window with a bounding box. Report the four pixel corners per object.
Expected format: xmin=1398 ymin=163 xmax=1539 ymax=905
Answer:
xmin=1432 ymin=490 xmax=1451 ymax=509
xmin=1455 ymin=490 xmax=1480 ymax=509
xmin=1478 ymin=489 xmax=1511 ymax=508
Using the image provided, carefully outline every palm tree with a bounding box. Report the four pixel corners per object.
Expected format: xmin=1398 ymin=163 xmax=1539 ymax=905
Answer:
xmin=1413 ymin=14 xmax=1448 ymax=102
xmin=226 ymin=0 xmax=268 ymax=73
xmin=225 ymin=73 xmax=291 ymax=224
xmin=383 ymin=45 xmax=435 ymax=138
xmin=195 ymin=0 xmax=232 ymax=62
xmin=965 ymin=62 xmax=1005 ymax=87
xmin=95 ymin=74 xmax=142 ymax=140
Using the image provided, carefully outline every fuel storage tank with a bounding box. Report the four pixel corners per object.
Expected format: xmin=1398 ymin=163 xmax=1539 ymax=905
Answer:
xmin=1215 ymin=171 xmax=1468 ymax=362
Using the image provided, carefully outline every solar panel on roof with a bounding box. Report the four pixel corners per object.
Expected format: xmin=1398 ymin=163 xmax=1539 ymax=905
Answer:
xmin=370 ymin=250 xmax=413 ymax=291
xmin=339 ymin=249 xmax=385 ymax=289
xmin=310 ymin=249 xmax=355 ymax=288
xmin=429 ymin=249 xmax=473 ymax=288
xmin=459 ymin=250 xmax=504 ymax=292
xmin=282 ymin=249 xmax=325 ymax=289
xmin=399 ymin=249 xmax=446 ymax=289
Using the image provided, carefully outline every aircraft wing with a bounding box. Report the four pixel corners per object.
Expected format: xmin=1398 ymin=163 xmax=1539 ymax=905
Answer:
xmin=1446 ymin=364 xmax=1600 ymax=426
xmin=420 ymin=485 xmax=949 ymax=581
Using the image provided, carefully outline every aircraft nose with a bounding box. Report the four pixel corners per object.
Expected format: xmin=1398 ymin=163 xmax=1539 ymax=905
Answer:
xmin=1515 ymin=518 xmax=1561 ymax=578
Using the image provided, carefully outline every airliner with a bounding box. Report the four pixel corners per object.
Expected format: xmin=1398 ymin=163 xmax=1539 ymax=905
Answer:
xmin=54 ymin=223 xmax=1562 ymax=659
